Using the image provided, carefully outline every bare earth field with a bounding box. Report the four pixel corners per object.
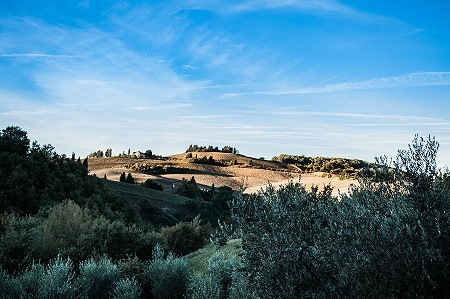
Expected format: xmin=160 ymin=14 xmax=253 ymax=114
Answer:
xmin=88 ymin=154 xmax=356 ymax=197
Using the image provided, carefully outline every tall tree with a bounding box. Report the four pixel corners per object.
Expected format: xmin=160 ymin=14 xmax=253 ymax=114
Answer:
xmin=126 ymin=173 xmax=135 ymax=184
xmin=0 ymin=126 xmax=30 ymax=156
xmin=120 ymin=172 xmax=126 ymax=182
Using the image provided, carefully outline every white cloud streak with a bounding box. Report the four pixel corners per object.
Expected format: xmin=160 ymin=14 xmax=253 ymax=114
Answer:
xmin=0 ymin=53 xmax=77 ymax=58
xmin=222 ymin=72 xmax=450 ymax=97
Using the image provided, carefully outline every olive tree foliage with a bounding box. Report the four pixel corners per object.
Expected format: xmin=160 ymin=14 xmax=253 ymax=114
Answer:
xmin=0 ymin=255 xmax=142 ymax=299
xmin=187 ymin=252 xmax=253 ymax=299
xmin=146 ymin=244 xmax=189 ymax=299
xmin=231 ymin=135 xmax=450 ymax=298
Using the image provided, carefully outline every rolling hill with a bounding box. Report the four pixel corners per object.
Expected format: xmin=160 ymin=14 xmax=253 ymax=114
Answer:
xmin=88 ymin=151 xmax=358 ymax=196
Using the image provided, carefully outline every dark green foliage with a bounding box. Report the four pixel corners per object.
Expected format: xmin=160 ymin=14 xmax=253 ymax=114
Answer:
xmin=161 ymin=216 xmax=208 ymax=256
xmin=105 ymin=149 xmax=113 ymax=158
xmin=233 ymin=135 xmax=450 ymax=298
xmin=0 ymin=126 xmax=30 ymax=157
xmin=176 ymin=177 xmax=202 ymax=199
xmin=89 ymin=150 xmax=104 ymax=158
xmin=190 ymin=156 xmax=225 ymax=166
xmin=36 ymin=200 xmax=93 ymax=261
xmin=0 ymin=126 xmax=105 ymax=215
xmin=142 ymin=179 xmax=164 ymax=191
xmin=120 ymin=172 xmax=126 ymax=182
xmin=77 ymin=257 xmax=121 ymax=299
xmin=126 ymin=173 xmax=136 ymax=184
xmin=78 ymin=216 xmax=154 ymax=261
xmin=211 ymin=186 xmax=233 ymax=211
xmin=0 ymin=214 xmax=40 ymax=273
xmin=127 ymin=163 xmax=189 ymax=175
xmin=272 ymin=153 xmax=370 ymax=178
xmin=185 ymin=145 xmax=238 ymax=154
xmin=0 ymin=255 xmax=144 ymax=299
xmin=144 ymin=150 xmax=153 ymax=158
xmin=210 ymin=220 xmax=235 ymax=247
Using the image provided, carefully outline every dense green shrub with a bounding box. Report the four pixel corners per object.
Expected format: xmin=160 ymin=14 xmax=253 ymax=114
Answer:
xmin=110 ymin=277 xmax=142 ymax=299
xmin=0 ymin=266 xmax=22 ymax=299
xmin=147 ymin=244 xmax=189 ymax=299
xmin=161 ymin=216 xmax=208 ymax=256
xmin=187 ymin=252 xmax=242 ymax=299
xmin=11 ymin=256 xmax=77 ymax=299
xmin=0 ymin=213 xmax=41 ymax=273
xmin=175 ymin=177 xmax=203 ymax=199
xmin=272 ymin=153 xmax=370 ymax=178
xmin=37 ymin=200 xmax=93 ymax=261
xmin=77 ymin=257 xmax=121 ymax=299
xmin=142 ymin=179 xmax=164 ymax=191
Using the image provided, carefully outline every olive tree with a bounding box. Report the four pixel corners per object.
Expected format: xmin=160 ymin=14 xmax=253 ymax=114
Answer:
xmin=232 ymin=135 xmax=450 ymax=298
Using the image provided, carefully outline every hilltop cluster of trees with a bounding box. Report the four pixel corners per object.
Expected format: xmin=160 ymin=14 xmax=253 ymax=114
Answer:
xmin=272 ymin=154 xmax=370 ymax=178
xmin=89 ymin=149 xmax=113 ymax=158
xmin=185 ymin=145 xmax=238 ymax=154
xmin=89 ymin=149 xmax=158 ymax=159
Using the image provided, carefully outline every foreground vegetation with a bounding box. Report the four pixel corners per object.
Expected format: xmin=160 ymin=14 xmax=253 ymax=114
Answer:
xmin=239 ymin=135 xmax=449 ymax=298
xmin=1 ymin=126 xmax=449 ymax=298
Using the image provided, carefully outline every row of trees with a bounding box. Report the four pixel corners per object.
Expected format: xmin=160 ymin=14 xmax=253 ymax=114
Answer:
xmin=89 ymin=149 xmax=113 ymax=158
xmin=89 ymin=149 xmax=155 ymax=159
xmin=1 ymin=244 xmax=247 ymax=299
xmin=185 ymin=145 xmax=238 ymax=154
xmin=272 ymin=154 xmax=370 ymax=178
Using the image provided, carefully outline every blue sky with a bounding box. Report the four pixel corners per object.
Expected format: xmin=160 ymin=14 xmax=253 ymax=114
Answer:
xmin=1 ymin=0 xmax=450 ymax=166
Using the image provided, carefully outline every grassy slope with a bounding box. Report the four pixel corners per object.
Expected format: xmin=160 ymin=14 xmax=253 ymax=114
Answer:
xmin=103 ymin=179 xmax=188 ymax=205
xmin=102 ymin=179 xmax=196 ymax=224
xmin=185 ymin=239 xmax=243 ymax=274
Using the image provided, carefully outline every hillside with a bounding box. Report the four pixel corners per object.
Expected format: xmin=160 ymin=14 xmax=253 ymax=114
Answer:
xmin=102 ymin=179 xmax=196 ymax=225
xmin=88 ymin=152 xmax=357 ymax=196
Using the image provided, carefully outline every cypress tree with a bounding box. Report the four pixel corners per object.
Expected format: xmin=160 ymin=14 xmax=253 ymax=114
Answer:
xmin=120 ymin=172 xmax=126 ymax=182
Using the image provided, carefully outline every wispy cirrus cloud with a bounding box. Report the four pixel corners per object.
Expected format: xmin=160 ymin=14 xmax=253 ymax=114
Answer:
xmin=262 ymin=111 xmax=446 ymax=122
xmin=222 ymin=72 xmax=450 ymax=97
xmin=182 ymin=0 xmax=359 ymax=16
xmin=181 ymin=0 xmax=407 ymax=26
xmin=130 ymin=103 xmax=192 ymax=111
xmin=0 ymin=53 xmax=77 ymax=58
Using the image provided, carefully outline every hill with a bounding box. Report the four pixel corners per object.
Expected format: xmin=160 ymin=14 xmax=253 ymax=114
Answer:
xmin=102 ymin=179 xmax=196 ymax=225
xmin=88 ymin=152 xmax=357 ymax=196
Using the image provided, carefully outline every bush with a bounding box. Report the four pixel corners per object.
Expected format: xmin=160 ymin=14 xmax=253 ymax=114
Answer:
xmin=160 ymin=216 xmax=207 ymax=256
xmin=147 ymin=244 xmax=189 ymax=299
xmin=0 ymin=266 xmax=23 ymax=299
xmin=142 ymin=179 xmax=164 ymax=191
xmin=187 ymin=252 xmax=247 ymax=299
xmin=0 ymin=213 xmax=41 ymax=273
xmin=110 ymin=277 xmax=142 ymax=299
xmin=77 ymin=257 xmax=121 ymax=299
xmin=37 ymin=200 xmax=93 ymax=260
xmin=13 ymin=256 xmax=78 ymax=299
